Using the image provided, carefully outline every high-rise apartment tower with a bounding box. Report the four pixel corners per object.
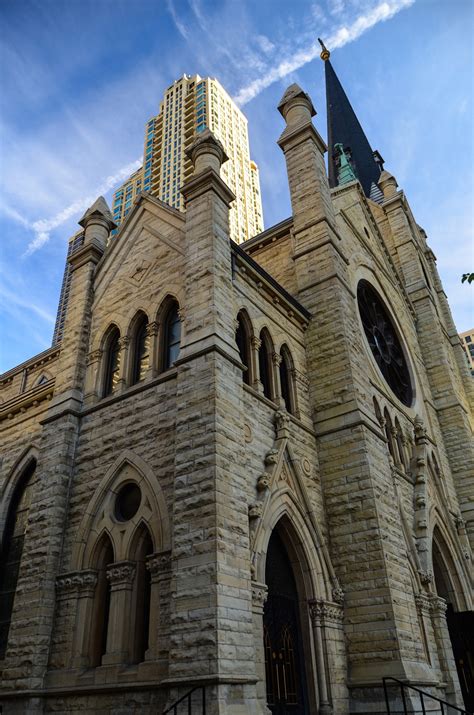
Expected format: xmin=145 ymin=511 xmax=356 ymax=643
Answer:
xmin=112 ymin=74 xmax=264 ymax=243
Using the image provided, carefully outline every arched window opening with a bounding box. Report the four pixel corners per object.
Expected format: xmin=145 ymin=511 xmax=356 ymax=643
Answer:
xmin=131 ymin=527 xmax=153 ymax=664
xmin=259 ymin=331 xmax=273 ymax=400
xmin=395 ymin=418 xmax=406 ymax=470
xmin=90 ymin=535 xmax=114 ymax=667
xmin=131 ymin=315 xmax=150 ymax=385
xmin=163 ymin=302 xmax=181 ymax=370
xmin=383 ymin=409 xmax=396 ymax=462
xmin=235 ymin=312 xmax=251 ymax=385
xmin=103 ymin=327 xmax=121 ymax=397
xmin=0 ymin=459 xmax=36 ymax=659
xmin=279 ymin=346 xmax=295 ymax=414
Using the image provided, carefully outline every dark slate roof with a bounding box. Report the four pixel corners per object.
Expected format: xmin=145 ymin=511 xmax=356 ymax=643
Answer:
xmin=325 ymin=59 xmax=382 ymax=198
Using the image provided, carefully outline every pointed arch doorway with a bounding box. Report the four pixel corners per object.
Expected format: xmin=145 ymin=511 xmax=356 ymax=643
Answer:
xmin=263 ymin=527 xmax=310 ymax=714
xmin=432 ymin=531 xmax=474 ymax=712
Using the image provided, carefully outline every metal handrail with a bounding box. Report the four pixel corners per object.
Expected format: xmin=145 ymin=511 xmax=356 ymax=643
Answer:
xmin=162 ymin=686 xmax=206 ymax=715
xmin=383 ymin=676 xmax=470 ymax=714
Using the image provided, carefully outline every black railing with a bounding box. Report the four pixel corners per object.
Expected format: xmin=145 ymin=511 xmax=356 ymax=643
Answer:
xmin=163 ymin=686 xmax=206 ymax=715
xmin=383 ymin=677 xmax=470 ymax=714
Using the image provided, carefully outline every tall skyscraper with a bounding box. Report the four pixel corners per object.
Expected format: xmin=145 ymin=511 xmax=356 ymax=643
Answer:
xmin=112 ymin=74 xmax=264 ymax=243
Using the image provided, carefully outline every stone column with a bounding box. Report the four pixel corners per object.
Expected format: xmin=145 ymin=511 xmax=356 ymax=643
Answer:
xmin=272 ymin=351 xmax=283 ymax=407
xmin=145 ymin=321 xmax=160 ymax=378
xmin=102 ymin=561 xmax=136 ymax=665
xmin=145 ymin=550 xmax=172 ymax=662
xmin=84 ymin=348 xmax=103 ymax=404
xmin=115 ymin=336 xmax=130 ymax=393
xmin=251 ymin=335 xmax=263 ymax=392
xmin=252 ymin=582 xmax=270 ymax=713
xmin=430 ymin=596 xmax=464 ymax=706
xmin=62 ymin=570 xmax=99 ymax=668
xmin=309 ymin=599 xmax=336 ymax=715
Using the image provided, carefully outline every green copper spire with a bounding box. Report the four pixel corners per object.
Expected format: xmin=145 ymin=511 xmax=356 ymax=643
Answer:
xmin=334 ymin=143 xmax=357 ymax=185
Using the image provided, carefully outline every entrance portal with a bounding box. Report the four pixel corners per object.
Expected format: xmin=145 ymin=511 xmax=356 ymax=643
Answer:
xmin=264 ymin=529 xmax=309 ymax=715
xmin=433 ymin=536 xmax=474 ymax=711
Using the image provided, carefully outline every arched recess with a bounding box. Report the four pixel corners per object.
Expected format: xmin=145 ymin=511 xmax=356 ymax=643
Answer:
xmin=0 ymin=453 xmax=37 ymax=658
xmin=129 ymin=523 xmax=154 ymax=663
xmin=128 ymin=310 xmax=150 ymax=385
xmin=235 ymin=309 xmax=253 ymax=385
xmin=73 ymin=450 xmax=171 ymax=569
xmin=279 ymin=344 xmax=297 ymax=415
xmin=431 ymin=523 xmax=470 ymax=612
xmin=156 ymin=295 xmax=181 ymax=372
xmin=99 ymin=323 xmax=121 ymax=397
xmin=0 ymin=446 xmax=39 ymax=550
xmin=258 ymin=328 xmax=275 ymax=401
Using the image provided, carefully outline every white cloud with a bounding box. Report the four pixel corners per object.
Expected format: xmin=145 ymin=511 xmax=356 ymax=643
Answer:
xmin=234 ymin=0 xmax=415 ymax=106
xmin=1 ymin=159 xmax=142 ymax=257
xmin=256 ymin=35 xmax=275 ymax=55
xmin=166 ymin=0 xmax=189 ymax=39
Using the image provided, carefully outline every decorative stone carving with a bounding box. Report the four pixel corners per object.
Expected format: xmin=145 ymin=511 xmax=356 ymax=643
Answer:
xmin=248 ymin=503 xmax=263 ymax=520
xmin=292 ymin=368 xmax=309 ymax=390
xmin=275 ymin=410 xmax=290 ymax=436
xmin=146 ymin=550 xmax=172 ymax=579
xmin=264 ymin=449 xmax=278 ymax=466
xmin=418 ymin=570 xmax=433 ymax=585
xmin=332 ymin=585 xmax=345 ymax=605
xmin=251 ymin=336 xmax=261 ymax=351
xmin=251 ymin=582 xmax=268 ymax=610
xmin=146 ymin=321 xmax=159 ymax=338
xmin=415 ymin=592 xmax=432 ymax=616
xmin=86 ymin=349 xmax=103 ymax=366
xmin=56 ymin=569 xmax=98 ymax=599
xmin=118 ymin=336 xmax=130 ymax=350
xmin=301 ymin=457 xmax=312 ymax=476
xmin=177 ymin=308 xmax=186 ymax=322
xmin=257 ymin=474 xmax=270 ymax=492
xmin=430 ymin=595 xmax=448 ymax=617
xmin=308 ymin=598 xmax=344 ymax=625
xmin=243 ymin=423 xmax=252 ymax=443
xmin=106 ymin=561 xmax=136 ymax=588
xmin=272 ymin=352 xmax=282 ymax=367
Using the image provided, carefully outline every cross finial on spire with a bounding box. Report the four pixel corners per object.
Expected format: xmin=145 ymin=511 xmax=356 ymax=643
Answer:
xmin=318 ymin=38 xmax=330 ymax=61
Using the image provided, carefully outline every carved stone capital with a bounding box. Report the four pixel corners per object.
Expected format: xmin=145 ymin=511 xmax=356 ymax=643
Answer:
xmin=272 ymin=352 xmax=282 ymax=367
xmin=264 ymin=449 xmax=278 ymax=466
xmin=430 ymin=595 xmax=448 ymax=617
xmin=56 ymin=569 xmax=98 ymax=599
xmin=146 ymin=321 xmax=159 ymax=338
xmin=251 ymin=582 xmax=268 ymax=611
xmin=118 ymin=336 xmax=130 ymax=350
xmin=106 ymin=561 xmax=136 ymax=589
xmin=177 ymin=308 xmax=185 ymax=322
xmin=146 ymin=550 xmax=172 ymax=579
xmin=86 ymin=349 xmax=103 ymax=366
xmin=309 ymin=598 xmax=344 ymax=626
xmin=292 ymin=368 xmax=309 ymax=390
xmin=250 ymin=336 xmax=261 ymax=351
xmin=415 ymin=592 xmax=432 ymax=616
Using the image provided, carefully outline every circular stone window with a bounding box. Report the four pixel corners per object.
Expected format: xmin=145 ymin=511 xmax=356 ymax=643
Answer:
xmin=114 ymin=483 xmax=141 ymax=521
xmin=357 ymin=280 xmax=413 ymax=406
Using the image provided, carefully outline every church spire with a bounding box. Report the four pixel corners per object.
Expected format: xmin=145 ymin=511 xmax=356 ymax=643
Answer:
xmin=318 ymin=39 xmax=383 ymax=200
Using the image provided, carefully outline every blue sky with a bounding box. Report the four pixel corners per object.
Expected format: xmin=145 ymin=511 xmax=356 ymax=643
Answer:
xmin=0 ymin=0 xmax=472 ymax=373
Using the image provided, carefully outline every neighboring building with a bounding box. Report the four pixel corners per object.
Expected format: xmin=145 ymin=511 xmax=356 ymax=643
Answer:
xmin=460 ymin=329 xmax=474 ymax=376
xmin=110 ymin=166 xmax=143 ymax=230
xmin=112 ymin=74 xmax=264 ymax=244
xmin=1 ymin=49 xmax=473 ymax=715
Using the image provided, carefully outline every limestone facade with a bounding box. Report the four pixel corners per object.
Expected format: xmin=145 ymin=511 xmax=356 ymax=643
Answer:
xmin=0 ymin=86 xmax=472 ymax=715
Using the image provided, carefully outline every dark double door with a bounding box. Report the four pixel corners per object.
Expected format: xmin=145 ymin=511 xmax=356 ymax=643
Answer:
xmin=264 ymin=531 xmax=309 ymax=715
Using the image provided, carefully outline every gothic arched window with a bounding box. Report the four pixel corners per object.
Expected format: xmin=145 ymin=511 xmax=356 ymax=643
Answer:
xmin=279 ymin=345 xmax=295 ymax=415
xmin=103 ymin=327 xmax=121 ymax=397
xmin=130 ymin=526 xmax=153 ymax=663
xmin=90 ymin=534 xmax=114 ymax=666
xmin=131 ymin=314 xmax=150 ymax=385
xmin=0 ymin=459 xmax=36 ymax=659
xmin=259 ymin=330 xmax=274 ymax=400
xmin=236 ymin=311 xmax=251 ymax=385
xmin=162 ymin=302 xmax=181 ymax=370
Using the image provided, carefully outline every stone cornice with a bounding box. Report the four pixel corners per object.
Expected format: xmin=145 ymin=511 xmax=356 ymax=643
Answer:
xmin=0 ymin=379 xmax=55 ymax=422
xmin=0 ymin=346 xmax=60 ymax=384
xmin=181 ymin=166 xmax=235 ymax=207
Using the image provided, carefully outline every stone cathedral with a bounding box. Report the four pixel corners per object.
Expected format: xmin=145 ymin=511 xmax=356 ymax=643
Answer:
xmin=0 ymin=49 xmax=473 ymax=715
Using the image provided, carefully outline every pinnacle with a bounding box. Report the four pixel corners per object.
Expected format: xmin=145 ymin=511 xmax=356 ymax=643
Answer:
xmin=277 ymin=83 xmax=316 ymax=117
xmin=79 ymin=196 xmax=116 ymax=229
